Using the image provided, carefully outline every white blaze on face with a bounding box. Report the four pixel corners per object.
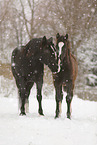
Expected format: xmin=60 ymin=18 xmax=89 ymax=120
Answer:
xmin=58 ymin=42 xmax=64 ymax=72
xmin=51 ymin=45 xmax=57 ymax=59
xmin=58 ymin=42 xmax=64 ymax=56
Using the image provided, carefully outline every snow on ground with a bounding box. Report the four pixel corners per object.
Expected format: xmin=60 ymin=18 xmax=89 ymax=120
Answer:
xmin=0 ymin=90 xmax=97 ymax=145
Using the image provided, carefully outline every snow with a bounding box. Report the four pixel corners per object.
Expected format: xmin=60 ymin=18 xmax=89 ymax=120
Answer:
xmin=0 ymin=91 xmax=97 ymax=145
xmin=86 ymin=74 xmax=97 ymax=86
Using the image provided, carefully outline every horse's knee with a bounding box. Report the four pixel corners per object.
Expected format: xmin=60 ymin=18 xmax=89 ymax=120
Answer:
xmin=37 ymin=95 xmax=42 ymax=102
xmin=66 ymin=95 xmax=72 ymax=103
xmin=66 ymin=94 xmax=73 ymax=119
xmin=56 ymin=97 xmax=62 ymax=102
xmin=66 ymin=89 xmax=73 ymax=103
xmin=56 ymin=92 xmax=63 ymax=102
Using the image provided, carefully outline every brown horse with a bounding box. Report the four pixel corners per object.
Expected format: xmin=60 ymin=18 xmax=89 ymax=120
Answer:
xmin=53 ymin=33 xmax=78 ymax=119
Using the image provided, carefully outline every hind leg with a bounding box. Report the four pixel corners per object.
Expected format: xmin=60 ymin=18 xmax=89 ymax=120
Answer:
xmin=25 ymin=82 xmax=34 ymax=113
xmin=17 ymin=77 xmax=27 ymax=115
xmin=18 ymin=88 xmax=26 ymax=115
xmin=36 ymin=80 xmax=44 ymax=116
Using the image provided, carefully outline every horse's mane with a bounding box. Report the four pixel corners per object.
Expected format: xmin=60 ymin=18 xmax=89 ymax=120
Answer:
xmin=67 ymin=39 xmax=71 ymax=51
xmin=23 ymin=38 xmax=42 ymax=56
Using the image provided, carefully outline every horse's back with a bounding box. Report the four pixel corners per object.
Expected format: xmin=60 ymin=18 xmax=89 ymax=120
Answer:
xmin=25 ymin=38 xmax=42 ymax=51
xmin=11 ymin=41 xmax=44 ymax=81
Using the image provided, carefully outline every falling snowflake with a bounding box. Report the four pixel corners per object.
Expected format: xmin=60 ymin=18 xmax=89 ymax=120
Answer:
xmin=12 ymin=63 xmax=15 ymax=67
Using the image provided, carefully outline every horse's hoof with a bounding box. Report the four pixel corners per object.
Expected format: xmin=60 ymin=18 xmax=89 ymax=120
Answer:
xmin=39 ymin=112 xmax=44 ymax=116
xmin=67 ymin=113 xmax=71 ymax=119
xmin=67 ymin=116 xmax=71 ymax=119
xmin=55 ymin=116 xmax=59 ymax=119
xmin=38 ymin=110 xmax=44 ymax=116
xmin=55 ymin=114 xmax=59 ymax=119
xmin=55 ymin=110 xmax=60 ymax=119
xmin=19 ymin=112 xmax=26 ymax=116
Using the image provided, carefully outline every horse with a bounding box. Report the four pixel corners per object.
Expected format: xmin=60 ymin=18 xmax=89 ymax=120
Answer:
xmin=52 ymin=33 xmax=78 ymax=119
xmin=11 ymin=36 xmax=58 ymax=116
xmin=36 ymin=34 xmax=78 ymax=119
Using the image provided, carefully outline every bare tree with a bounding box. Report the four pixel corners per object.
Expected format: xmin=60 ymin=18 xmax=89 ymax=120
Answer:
xmin=0 ymin=0 xmax=12 ymax=25
xmin=36 ymin=0 xmax=97 ymax=54
xmin=0 ymin=0 xmax=12 ymax=50
xmin=19 ymin=0 xmax=39 ymax=39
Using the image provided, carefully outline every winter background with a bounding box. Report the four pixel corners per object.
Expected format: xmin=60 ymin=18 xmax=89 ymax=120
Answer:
xmin=0 ymin=0 xmax=97 ymax=145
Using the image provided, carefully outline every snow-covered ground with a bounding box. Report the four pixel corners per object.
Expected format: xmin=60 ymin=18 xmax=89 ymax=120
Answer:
xmin=0 ymin=89 xmax=97 ymax=145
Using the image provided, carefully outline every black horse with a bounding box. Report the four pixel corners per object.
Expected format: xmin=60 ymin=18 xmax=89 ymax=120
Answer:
xmin=11 ymin=36 xmax=58 ymax=116
xmin=52 ymin=33 xmax=78 ymax=119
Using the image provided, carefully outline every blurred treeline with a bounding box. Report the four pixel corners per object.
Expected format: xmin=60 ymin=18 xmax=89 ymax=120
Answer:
xmin=0 ymin=0 xmax=97 ymax=100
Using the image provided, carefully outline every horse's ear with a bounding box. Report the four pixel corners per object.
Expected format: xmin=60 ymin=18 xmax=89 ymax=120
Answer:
xmin=56 ymin=33 xmax=60 ymax=39
xmin=64 ymin=34 xmax=68 ymax=40
xmin=65 ymin=34 xmax=68 ymax=39
xmin=42 ymin=36 xmax=47 ymax=45
xmin=48 ymin=37 xmax=53 ymax=43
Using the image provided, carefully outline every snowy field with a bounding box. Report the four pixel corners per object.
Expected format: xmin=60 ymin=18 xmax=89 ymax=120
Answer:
xmin=0 ymin=88 xmax=97 ymax=145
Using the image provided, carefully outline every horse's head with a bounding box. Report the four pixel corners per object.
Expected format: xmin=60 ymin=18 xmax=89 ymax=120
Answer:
xmin=39 ymin=36 xmax=58 ymax=73
xmin=56 ymin=33 xmax=70 ymax=72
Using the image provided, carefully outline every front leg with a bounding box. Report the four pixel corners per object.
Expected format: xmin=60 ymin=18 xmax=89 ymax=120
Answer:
xmin=66 ymin=83 xmax=73 ymax=119
xmin=55 ymin=86 xmax=63 ymax=118
xmin=36 ymin=81 xmax=44 ymax=116
xmin=55 ymin=101 xmax=62 ymax=118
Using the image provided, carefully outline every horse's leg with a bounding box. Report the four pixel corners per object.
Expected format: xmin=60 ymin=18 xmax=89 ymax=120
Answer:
xmin=25 ymin=98 xmax=29 ymax=113
xmin=66 ymin=82 xmax=73 ymax=119
xmin=36 ymin=81 xmax=44 ymax=116
xmin=18 ymin=89 xmax=26 ymax=115
xmin=55 ymin=86 xmax=63 ymax=118
xmin=25 ymin=82 xmax=34 ymax=113
xmin=17 ymin=77 xmax=27 ymax=115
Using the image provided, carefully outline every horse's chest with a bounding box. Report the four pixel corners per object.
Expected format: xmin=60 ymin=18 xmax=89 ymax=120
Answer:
xmin=53 ymin=69 xmax=72 ymax=86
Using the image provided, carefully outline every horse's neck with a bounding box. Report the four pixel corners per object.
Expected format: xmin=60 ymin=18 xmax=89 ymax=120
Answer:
xmin=65 ymin=49 xmax=71 ymax=64
xmin=49 ymin=60 xmax=58 ymax=73
xmin=62 ymin=49 xmax=73 ymax=71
